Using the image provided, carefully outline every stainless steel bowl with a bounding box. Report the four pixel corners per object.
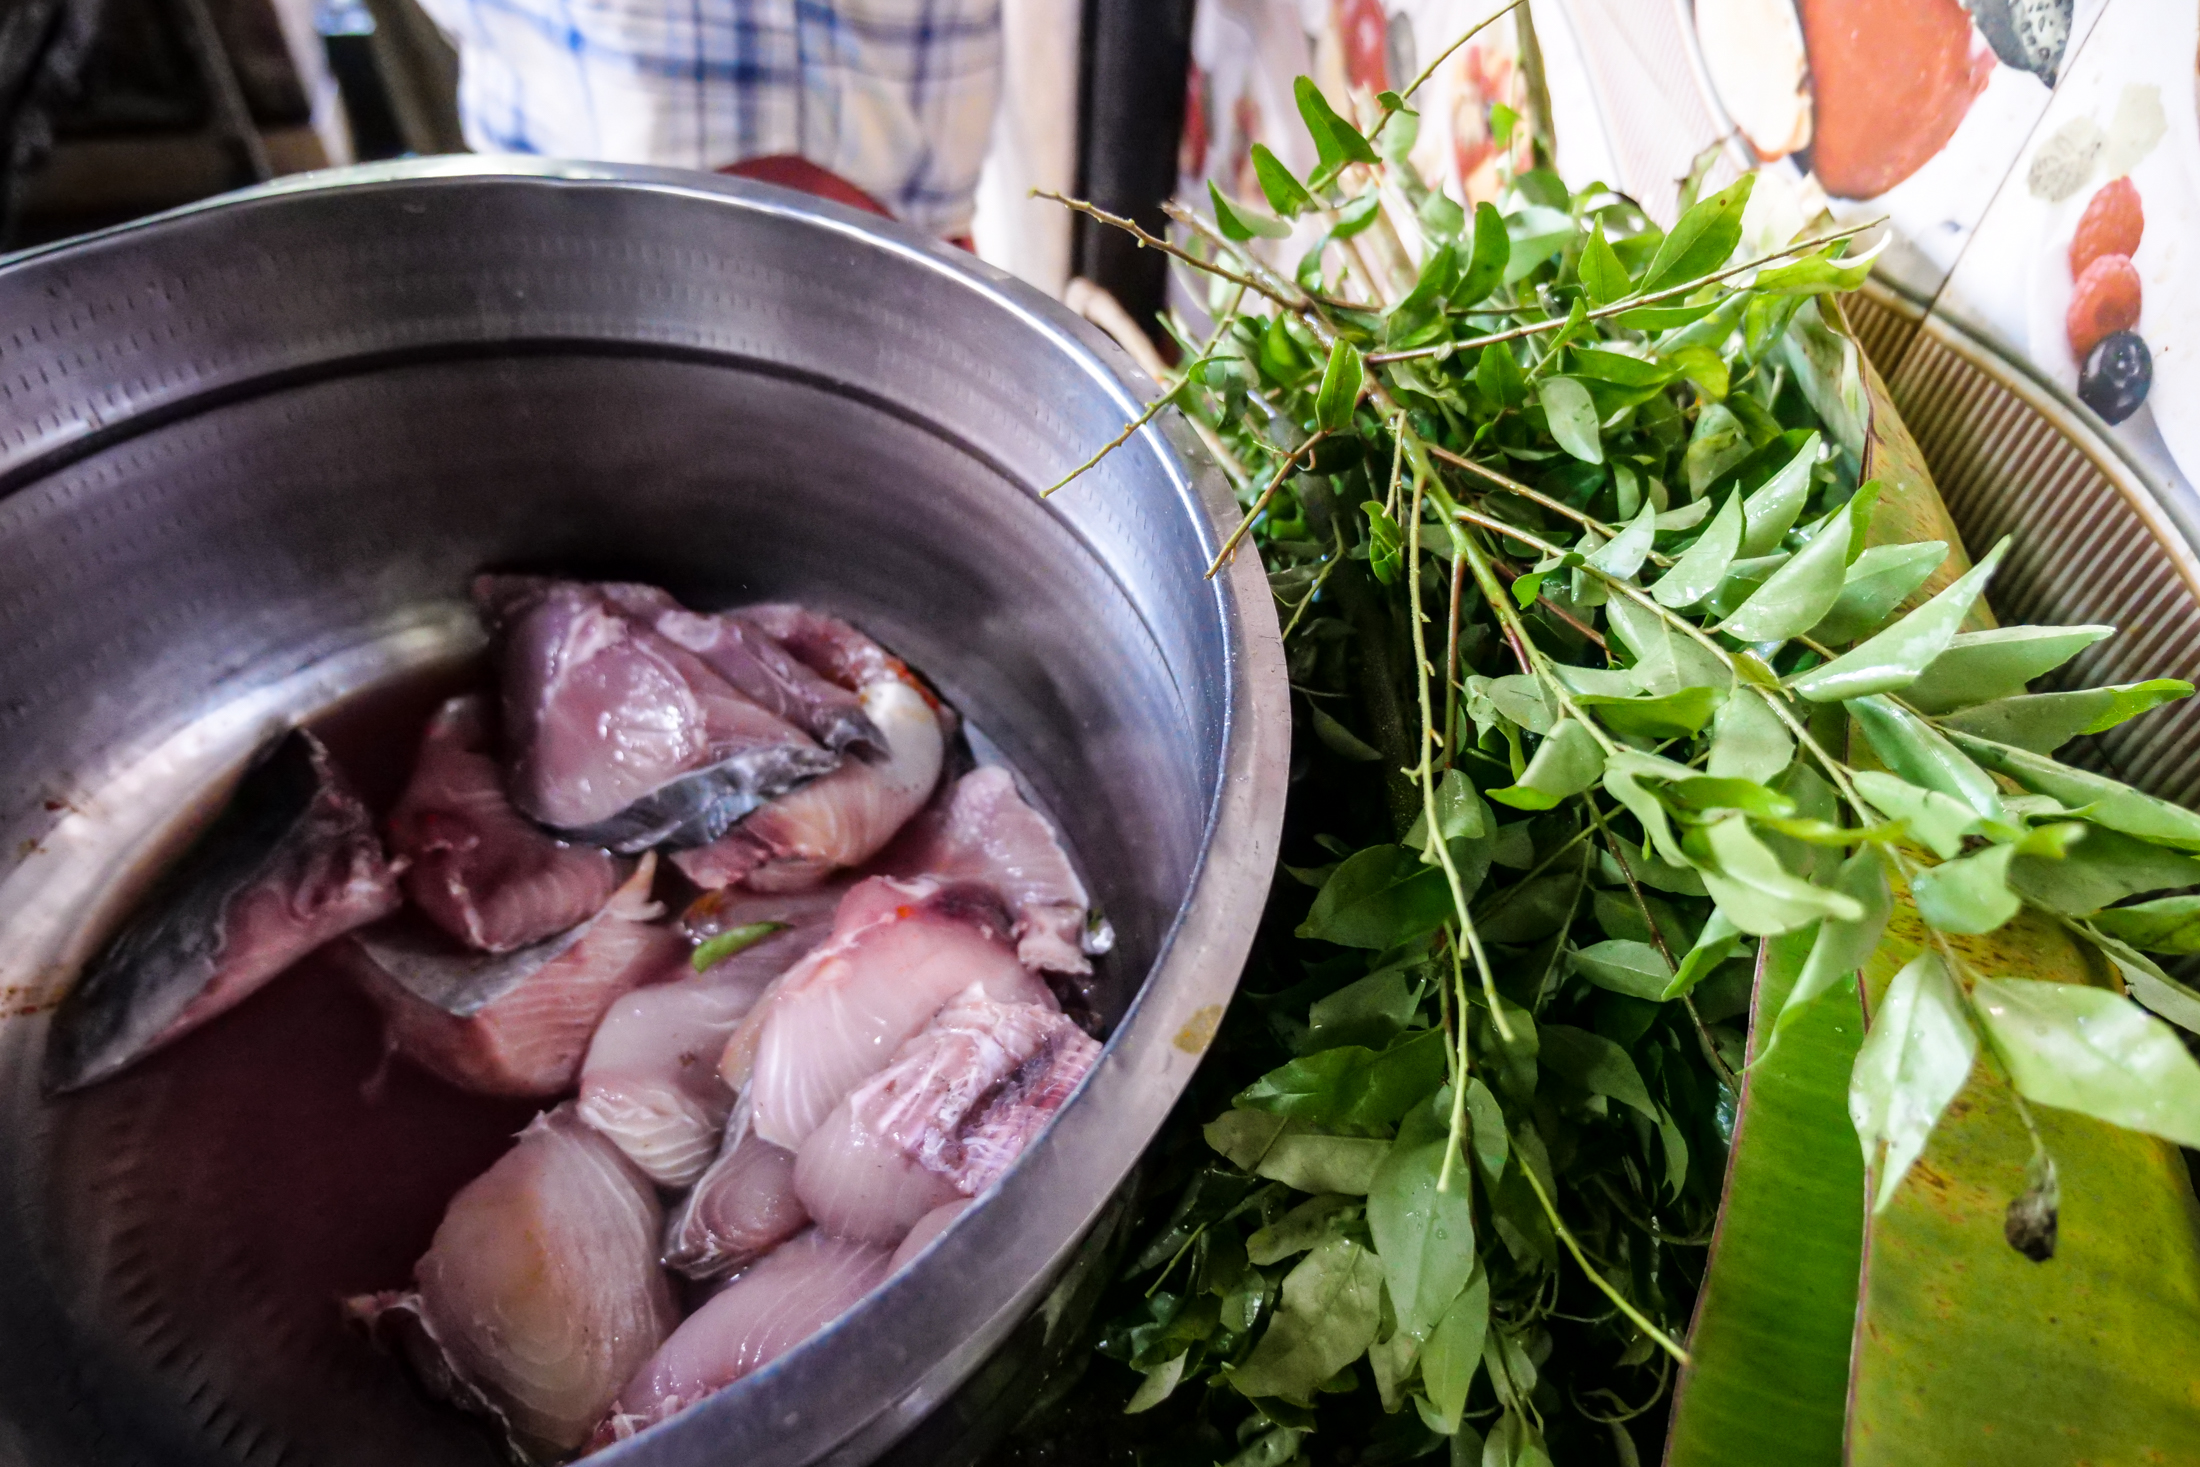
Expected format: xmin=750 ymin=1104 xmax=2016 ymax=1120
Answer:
xmin=0 ymin=160 xmax=1289 ymax=1467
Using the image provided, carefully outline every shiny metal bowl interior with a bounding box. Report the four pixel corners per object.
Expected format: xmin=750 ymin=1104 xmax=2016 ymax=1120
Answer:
xmin=0 ymin=161 xmax=1287 ymax=1467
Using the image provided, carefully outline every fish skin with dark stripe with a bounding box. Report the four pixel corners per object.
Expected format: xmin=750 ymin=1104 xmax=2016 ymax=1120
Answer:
xmin=44 ymin=728 xmax=402 ymax=1094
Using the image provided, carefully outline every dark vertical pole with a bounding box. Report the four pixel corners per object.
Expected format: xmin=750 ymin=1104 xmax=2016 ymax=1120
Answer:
xmin=1074 ymin=0 xmax=1195 ymax=346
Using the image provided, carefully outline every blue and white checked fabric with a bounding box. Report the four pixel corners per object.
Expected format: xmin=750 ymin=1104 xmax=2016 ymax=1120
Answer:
xmin=413 ymin=0 xmax=1003 ymax=235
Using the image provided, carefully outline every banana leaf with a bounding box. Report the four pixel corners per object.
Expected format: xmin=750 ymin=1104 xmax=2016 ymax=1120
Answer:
xmin=1668 ymin=297 xmax=2200 ymax=1465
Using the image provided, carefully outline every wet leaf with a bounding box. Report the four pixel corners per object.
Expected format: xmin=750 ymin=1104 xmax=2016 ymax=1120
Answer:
xmin=1666 ymin=909 xmax=1743 ymax=999
xmin=1578 ymin=222 xmax=1633 ymax=306
xmin=1310 ymin=702 xmax=1383 ymax=761
xmin=1236 ymin=1028 xmax=1450 ymax=1128
xmin=1453 ymin=201 xmax=1509 ymax=307
xmin=2089 ymin=895 xmax=2200 ymax=954
xmin=1315 ymin=340 xmax=1366 ymax=434
xmin=1503 ymin=206 xmax=1575 ymax=285
xmin=1849 ymin=769 xmax=1980 ymax=860
xmin=2008 ymin=824 xmax=2200 ymax=916
xmin=1539 ymin=378 xmax=1603 ymax=464
xmin=1911 ymin=844 xmax=2022 ymax=935
xmin=1901 ymin=625 xmax=2116 ymax=714
xmin=1539 ymin=1024 xmax=1659 ymax=1119
xmin=2089 ymin=929 xmax=2200 ymax=1035
xmin=1973 ymin=980 xmax=2200 ymax=1149
xmin=1737 ymin=434 xmax=1821 ymax=556
xmin=1368 ymin=1137 xmax=1476 ymax=1341
xmin=1764 ymin=848 xmax=1892 ymax=1057
xmin=1652 ymin=491 xmax=1744 ymax=608
xmin=1482 ymin=671 xmax=1558 ymax=734
xmin=1569 ymin=347 xmax=1676 ymax=390
xmin=1388 ymin=242 xmax=1458 ymax=345
xmin=1246 ymin=1193 xmax=1359 ymax=1266
xmin=1789 ymin=539 xmax=2007 ymax=702
xmin=1716 ymin=492 xmax=1857 ymax=642
xmin=1850 ymin=696 xmax=2006 ymax=823
xmin=1576 ymin=685 xmax=1724 ymax=740
xmin=1298 ymin=846 xmax=1453 ymax=949
xmin=1211 ymin=181 xmax=1292 ymax=241
xmin=1306 ymin=969 xmax=1421 ymax=1051
xmin=1947 ymin=729 xmax=2200 ymax=851
xmin=1251 ymin=143 xmax=1315 ymax=216
xmin=1601 ymin=829 xmax=1708 ymax=895
xmin=1937 ymin=680 xmax=2194 ymax=754
xmin=1362 ymin=500 xmax=1403 ymax=584
xmin=1584 ymin=501 xmax=1658 ymax=581
xmin=1419 ymin=1272 xmax=1490 ymax=1432
xmin=1850 ymin=953 xmax=1977 ymax=1211
xmin=1488 ymin=720 xmax=1605 ymax=810
xmin=1695 ymin=815 xmax=1865 ymax=935
xmin=1476 ymin=338 xmax=1528 ymax=408
xmin=1641 ymin=175 xmax=1752 ymax=294
xmin=1809 ymin=541 xmax=1949 ymax=644
xmin=1570 ymin=939 xmax=1674 ymax=1000
xmin=1753 ymin=243 xmax=1878 ymax=295
xmin=1663 ymin=343 xmax=1729 ymax=401
xmin=1230 ymin=1233 xmax=1384 ymax=1400
xmin=1708 ymin=689 xmax=1794 ymax=783
xmin=1685 ymin=403 xmax=1752 ymax=496
xmin=1295 ymin=76 xmax=1379 ymax=179
xmin=1125 ymin=1352 xmax=1188 ymax=1413
xmin=1478 ymin=868 xmax=1584 ymax=944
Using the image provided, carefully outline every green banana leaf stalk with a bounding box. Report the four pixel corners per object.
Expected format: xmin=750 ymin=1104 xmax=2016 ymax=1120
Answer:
xmin=1006 ymin=18 xmax=2200 ymax=1465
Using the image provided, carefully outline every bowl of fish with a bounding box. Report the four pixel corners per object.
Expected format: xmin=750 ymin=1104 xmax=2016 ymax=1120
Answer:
xmin=0 ymin=160 xmax=1288 ymax=1467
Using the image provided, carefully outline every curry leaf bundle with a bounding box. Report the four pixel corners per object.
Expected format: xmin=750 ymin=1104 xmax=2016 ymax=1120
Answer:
xmin=1030 ymin=23 xmax=2200 ymax=1464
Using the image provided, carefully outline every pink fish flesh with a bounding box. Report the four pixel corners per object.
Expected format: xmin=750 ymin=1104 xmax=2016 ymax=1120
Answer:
xmin=731 ymin=877 xmax=1055 ymax=1150
xmin=648 ymin=607 xmax=882 ymax=756
xmin=46 ymin=729 xmax=403 ymax=1093
xmin=791 ymin=1093 xmax=962 ymax=1245
xmin=741 ymin=602 xmax=906 ymax=693
xmin=888 ymin=1198 xmax=974 ymax=1272
xmin=673 ymin=680 xmax=944 ymax=892
xmin=349 ymin=1105 xmax=676 ymax=1459
xmin=594 ymin=1228 xmax=890 ymax=1446
xmin=576 ymin=973 xmax=759 ymax=1187
xmin=387 ymin=694 xmax=627 ymax=952
xmin=661 ymin=1101 xmax=810 ymax=1279
xmin=793 ymin=988 xmax=1097 ymax=1242
xmin=349 ymin=857 xmax=685 ymax=1097
xmin=881 ymin=766 xmax=1095 ymax=975
xmin=476 ymin=578 xmax=838 ymax=852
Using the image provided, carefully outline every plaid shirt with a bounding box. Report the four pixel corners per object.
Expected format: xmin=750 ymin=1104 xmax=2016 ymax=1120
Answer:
xmin=413 ymin=0 xmax=1002 ymax=235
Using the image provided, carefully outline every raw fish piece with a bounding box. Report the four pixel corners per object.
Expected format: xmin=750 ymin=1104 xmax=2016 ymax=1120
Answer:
xmin=661 ymin=1101 xmax=810 ymax=1278
xmin=672 ymin=680 xmax=944 ymax=891
xmin=882 ymin=766 xmax=1094 ymax=975
xmin=742 ymin=603 xmax=908 ymax=693
xmin=46 ymin=729 xmax=402 ymax=1093
xmin=888 ymin=1199 xmax=973 ymax=1272
xmin=388 ymin=694 xmax=627 ymax=952
xmin=731 ymin=877 xmax=1055 ymax=1150
xmin=648 ymin=608 xmax=883 ymax=757
xmin=793 ymin=1094 xmax=962 ymax=1245
xmin=477 ymin=578 xmax=838 ymax=852
xmin=595 ymin=1229 xmax=890 ymax=1445
xmin=349 ymin=1105 xmax=676 ymax=1460
xmin=577 ymin=976 xmax=758 ymax=1187
xmin=954 ymin=1013 xmax=1102 ymax=1194
xmin=350 ymin=857 xmax=685 ymax=1097
xmin=792 ymin=988 xmax=1097 ymax=1242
